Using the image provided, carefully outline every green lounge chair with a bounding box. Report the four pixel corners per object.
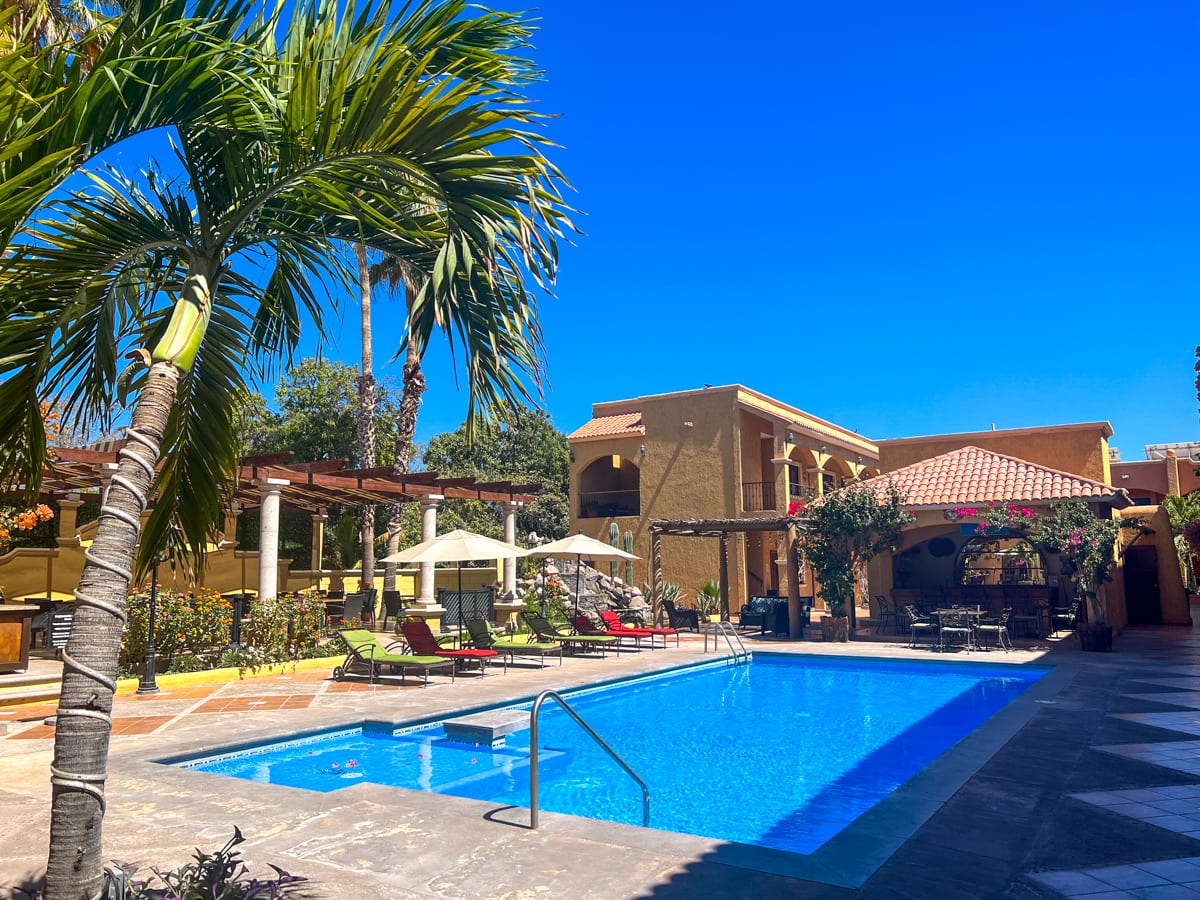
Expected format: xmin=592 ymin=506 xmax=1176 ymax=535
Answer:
xmin=521 ymin=612 xmax=615 ymax=657
xmin=334 ymin=629 xmax=455 ymax=686
xmin=464 ymin=618 xmax=563 ymax=667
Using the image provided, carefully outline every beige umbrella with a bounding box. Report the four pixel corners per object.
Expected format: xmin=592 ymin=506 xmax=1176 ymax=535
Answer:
xmin=525 ymin=532 xmax=639 ymax=616
xmin=381 ymin=529 xmax=526 ymax=628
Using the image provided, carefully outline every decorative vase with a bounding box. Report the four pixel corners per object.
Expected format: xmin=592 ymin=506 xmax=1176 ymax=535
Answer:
xmin=820 ymin=615 xmax=849 ymax=642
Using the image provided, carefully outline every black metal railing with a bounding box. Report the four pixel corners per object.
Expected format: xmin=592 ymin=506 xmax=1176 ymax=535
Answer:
xmin=788 ymin=484 xmax=817 ymax=506
xmin=742 ymin=480 xmax=777 ymax=512
xmin=579 ymin=490 xmax=640 ymax=518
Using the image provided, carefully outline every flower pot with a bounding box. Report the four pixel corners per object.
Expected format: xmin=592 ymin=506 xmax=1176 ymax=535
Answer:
xmin=820 ymin=616 xmax=849 ymax=642
xmin=1078 ymin=624 xmax=1113 ymax=652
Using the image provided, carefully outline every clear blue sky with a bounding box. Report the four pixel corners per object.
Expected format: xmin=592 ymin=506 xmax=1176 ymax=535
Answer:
xmin=317 ymin=0 xmax=1199 ymax=460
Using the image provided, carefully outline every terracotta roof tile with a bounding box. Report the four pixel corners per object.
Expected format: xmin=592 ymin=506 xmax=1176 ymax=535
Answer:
xmin=568 ymin=413 xmax=645 ymax=441
xmin=863 ymin=446 xmax=1128 ymax=508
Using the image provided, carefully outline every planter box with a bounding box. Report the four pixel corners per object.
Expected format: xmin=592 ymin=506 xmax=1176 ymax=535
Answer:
xmin=821 ymin=616 xmax=849 ymax=643
xmin=1078 ymin=624 xmax=1113 ymax=652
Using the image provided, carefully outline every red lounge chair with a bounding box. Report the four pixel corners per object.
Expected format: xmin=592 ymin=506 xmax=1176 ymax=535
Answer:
xmin=599 ymin=610 xmax=677 ymax=647
xmin=571 ymin=614 xmax=652 ymax=650
xmin=400 ymin=620 xmax=503 ymax=675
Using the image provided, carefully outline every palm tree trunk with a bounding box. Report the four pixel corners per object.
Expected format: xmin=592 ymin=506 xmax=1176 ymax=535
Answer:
xmin=355 ymin=244 xmax=376 ymax=597
xmin=383 ymin=279 xmax=425 ymax=592
xmin=43 ymin=361 xmax=180 ymax=900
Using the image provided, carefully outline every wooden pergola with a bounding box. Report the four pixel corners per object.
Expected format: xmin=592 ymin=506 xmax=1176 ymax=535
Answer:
xmin=649 ymin=515 xmax=809 ymax=637
xmin=43 ymin=447 xmax=539 ymax=510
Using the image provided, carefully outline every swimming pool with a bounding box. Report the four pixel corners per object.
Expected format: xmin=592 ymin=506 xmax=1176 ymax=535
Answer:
xmin=174 ymin=654 xmax=1045 ymax=855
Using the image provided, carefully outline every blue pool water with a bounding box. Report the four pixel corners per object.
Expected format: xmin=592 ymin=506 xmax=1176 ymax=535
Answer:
xmin=175 ymin=655 xmax=1044 ymax=854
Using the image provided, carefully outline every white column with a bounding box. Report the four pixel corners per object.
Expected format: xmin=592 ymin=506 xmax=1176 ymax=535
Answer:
xmin=417 ymin=496 xmax=442 ymax=604
xmin=501 ymin=500 xmax=521 ymax=598
xmin=310 ymin=511 xmax=327 ymax=572
xmin=256 ymin=479 xmax=287 ymax=601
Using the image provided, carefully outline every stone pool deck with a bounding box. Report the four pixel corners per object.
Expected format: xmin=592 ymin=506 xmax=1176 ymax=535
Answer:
xmin=2 ymin=610 xmax=1200 ymax=899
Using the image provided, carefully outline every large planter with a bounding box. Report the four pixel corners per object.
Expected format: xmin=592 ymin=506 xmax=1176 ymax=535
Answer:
xmin=1078 ymin=623 xmax=1113 ymax=652
xmin=821 ymin=615 xmax=849 ymax=643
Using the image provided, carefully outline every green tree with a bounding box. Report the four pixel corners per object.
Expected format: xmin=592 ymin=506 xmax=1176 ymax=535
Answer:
xmin=241 ymin=358 xmax=397 ymax=466
xmin=0 ymin=3 xmax=570 ymax=894
xmin=801 ymin=480 xmax=913 ymax=632
xmin=1162 ymin=492 xmax=1200 ymax=591
xmin=421 ymin=408 xmax=570 ymax=542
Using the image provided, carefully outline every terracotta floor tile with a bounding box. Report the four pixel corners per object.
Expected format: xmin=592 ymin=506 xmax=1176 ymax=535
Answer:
xmin=0 ymin=703 xmax=58 ymax=722
xmin=9 ymin=725 xmax=55 ymax=739
xmin=111 ymin=716 xmax=174 ymax=735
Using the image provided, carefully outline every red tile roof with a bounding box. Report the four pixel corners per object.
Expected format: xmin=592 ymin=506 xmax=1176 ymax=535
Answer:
xmin=863 ymin=446 xmax=1129 ymax=508
xmin=568 ymin=413 xmax=645 ymax=441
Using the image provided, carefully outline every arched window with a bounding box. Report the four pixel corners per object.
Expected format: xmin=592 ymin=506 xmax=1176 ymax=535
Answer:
xmin=579 ymin=455 xmax=640 ymax=518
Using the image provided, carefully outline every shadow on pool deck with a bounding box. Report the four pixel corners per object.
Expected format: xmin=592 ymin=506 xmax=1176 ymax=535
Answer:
xmin=3 ymin=609 xmax=1200 ymax=898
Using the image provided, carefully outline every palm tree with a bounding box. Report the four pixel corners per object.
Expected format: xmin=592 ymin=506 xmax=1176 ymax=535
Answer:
xmin=0 ymin=1 xmax=570 ymax=895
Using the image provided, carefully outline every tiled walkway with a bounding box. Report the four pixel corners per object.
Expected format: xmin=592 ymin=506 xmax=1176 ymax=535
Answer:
xmin=3 ymin=614 xmax=1200 ymax=898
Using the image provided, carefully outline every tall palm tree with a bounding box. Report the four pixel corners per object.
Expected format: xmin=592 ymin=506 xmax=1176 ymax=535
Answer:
xmin=0 ymin=1 xmax=570 ymax=895
xmin=355 ymin=242 xmax=377 ymax=592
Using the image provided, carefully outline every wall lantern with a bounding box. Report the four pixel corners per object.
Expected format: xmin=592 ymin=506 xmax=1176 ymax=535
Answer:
xmin=612 ymin=454 xmax=621 ymax=468
xmin=639 ymin=443 xmax=646 ymax=457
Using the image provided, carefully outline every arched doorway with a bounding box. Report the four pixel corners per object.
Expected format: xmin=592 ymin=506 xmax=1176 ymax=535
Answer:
xmin=578 ymin=456 xmax=640 ymax=518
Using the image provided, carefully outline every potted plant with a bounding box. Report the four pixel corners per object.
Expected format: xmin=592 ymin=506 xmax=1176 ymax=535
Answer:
xmin=695 ymin=579 xmax=721 ymax=621
xmin=800 ymin=481 xmax=912 ymax=642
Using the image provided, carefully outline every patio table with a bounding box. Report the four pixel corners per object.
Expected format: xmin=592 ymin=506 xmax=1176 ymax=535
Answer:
xmin=934 ymin=607 xmax=984 ymax=651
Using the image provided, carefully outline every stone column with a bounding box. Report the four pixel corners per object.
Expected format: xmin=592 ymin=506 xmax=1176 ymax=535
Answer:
xmin=220 ymin=504 xmax=242 ymax=548
xmin=417 ymin=496 xmax=442 ymax=605
xmin=55 ymin=494 xmax=83 ymax=548
xmin=256 ymin=478 xmax=287 ymax=601
xmin=310 ymin=511 xmax=327 ymax=574
xmin=500 ymin=501 xmax=520 ymax=599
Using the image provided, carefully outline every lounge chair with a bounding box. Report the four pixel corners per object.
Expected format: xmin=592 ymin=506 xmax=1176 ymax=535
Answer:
xmin=599 ymin=610 xmax=677 ymax=647
xmin=662 ymin=599 xmax=700 ymax=632
xmin=334 ymin=629 xmax=455 ymax=686
xmin=464 ymin=618 xmax=563 ymax=667
xmin=521 ymin=612 xmax=616 ymax=657
xmin=400 ymin=620 xmax=502 ymax=675
xmin=571 ymin=614 xmax=649 ymax=650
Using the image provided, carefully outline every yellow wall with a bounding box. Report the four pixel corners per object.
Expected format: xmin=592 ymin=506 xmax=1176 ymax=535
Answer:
xmin=879 ymin=423 xmax=1114 ymax=485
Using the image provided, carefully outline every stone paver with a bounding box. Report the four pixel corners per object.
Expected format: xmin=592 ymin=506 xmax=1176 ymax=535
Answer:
xmin=5 ymin=612 xmax=1200 ymax=898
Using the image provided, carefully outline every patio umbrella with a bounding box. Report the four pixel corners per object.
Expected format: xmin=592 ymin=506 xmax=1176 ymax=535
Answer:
xmin=380 ymin=529 xmax=526 ymax=629
xmin=525 ymin=532 xmax=639 ymax=616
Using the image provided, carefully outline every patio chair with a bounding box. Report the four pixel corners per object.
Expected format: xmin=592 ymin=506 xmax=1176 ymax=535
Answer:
xmin=571 ymin=614 xmax=649 ymax=650
xmin=379 ymin=590 xmax=405 ymax=631
xmin=663 ymin=599 xmax=700 ymax=632
xmin=333 ymin=629 xmax=454 ymax=686
xmin=737 ymin=597 xmax=778 ymax=635
xmin=600 ymin=610 xmax=677 ymax=647
xmin=400 ymin=620 xmax=502 ymax=674
xmin=522 ymin=612 xmax=616 ymax=657
xmin=904 ymin=605 xmax=938 ymax=649
xmin=874 ymin=595 xmax=900 ymax=634
xmin=974 ymin=611 xmax=1013 ymax=651
xmin=464 ymin=618 xmax=562 ymax=667
xmin=938 ymin=608 xmax=972 ymax=653
xmin=1050 ymin=602 xmax=1079 ymax=637
xmin=328 ymin=592 xmax=365 ymax=627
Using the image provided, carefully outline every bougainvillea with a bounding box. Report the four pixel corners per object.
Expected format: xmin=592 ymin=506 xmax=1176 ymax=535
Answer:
xmin=0 ymin=503 xmax=55 ymax=553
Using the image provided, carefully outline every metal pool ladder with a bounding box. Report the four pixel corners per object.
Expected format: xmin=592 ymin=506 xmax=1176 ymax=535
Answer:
xmin=703 ymin=620 xmax=750 ymax=664
xmin=529 ymin=690 xmax=650 ymax=830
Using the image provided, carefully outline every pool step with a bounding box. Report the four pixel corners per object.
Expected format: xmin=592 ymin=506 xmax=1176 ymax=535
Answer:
xmin=443 ymin=710 xmax=527 ymax=748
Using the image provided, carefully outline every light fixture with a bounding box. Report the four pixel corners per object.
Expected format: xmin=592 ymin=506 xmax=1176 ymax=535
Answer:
xmin=569 ymin=448 xmax=575 ymax=463
xmin=819 ymin=445 xmax=827 ymax=455
xmin=856 ymin=455 xmax=863 ymax=465
xmin=786 ymin=431 xmax=794 ymax=443
xmin=684 ymin=421 xmax=694 ymax=428
xmin=612 ymin=453 xmax=621 ymax=468
xmin=639 ymin=443 xmax=646 ymax=456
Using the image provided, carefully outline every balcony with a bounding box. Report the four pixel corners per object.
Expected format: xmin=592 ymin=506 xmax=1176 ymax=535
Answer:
xmin=742 ymin=481 xmax=777 ymax=512
xmin=579 ymin=490 xmax=640 ymax=518
xmin=788 ymin=484 xmax=817 ymax=506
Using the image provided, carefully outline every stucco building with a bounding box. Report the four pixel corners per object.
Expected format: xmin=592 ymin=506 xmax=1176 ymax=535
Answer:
xmin=567 ymin=387 xmax=1188 ymax=630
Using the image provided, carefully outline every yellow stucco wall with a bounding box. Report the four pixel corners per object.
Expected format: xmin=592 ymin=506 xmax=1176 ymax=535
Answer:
xmin=878 ymin=423 xmax=1114 ymax=485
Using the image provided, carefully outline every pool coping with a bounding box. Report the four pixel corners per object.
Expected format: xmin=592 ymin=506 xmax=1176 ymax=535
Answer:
xmin=152 ymin=650 xmax=1071 ymax=890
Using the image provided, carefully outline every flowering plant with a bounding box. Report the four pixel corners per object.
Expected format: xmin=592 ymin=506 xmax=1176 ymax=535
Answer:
xmin=0 ymin=503 xmax=54 ymax=552
xmin=949 ymin=499 xmax=1140 ymax=623
xmin=787 ymin=500 xmax=808 ymax=517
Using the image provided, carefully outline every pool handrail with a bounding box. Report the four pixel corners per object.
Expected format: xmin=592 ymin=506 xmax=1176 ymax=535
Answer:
xmin=703 ymin=620 xmax=750 ymax=662
xmin=529 ymin=690 xmax=650 ymax=830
